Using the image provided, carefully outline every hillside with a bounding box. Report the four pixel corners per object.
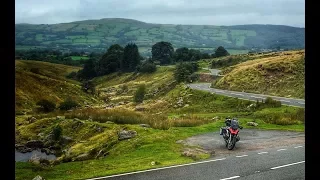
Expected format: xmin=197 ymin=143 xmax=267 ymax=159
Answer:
xmin=15 ymin=18 xmax=305 ymax=56
xmin=213 ymin=50 xmax=305 ymax=99
xmin=15 ymin=60 xmax=101 ymax=112
xmin=15 ymin=59 xmax=305 ymax=180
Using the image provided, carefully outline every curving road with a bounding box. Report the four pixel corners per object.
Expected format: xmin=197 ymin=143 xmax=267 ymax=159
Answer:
xmin=87 ymin=130 xmax=305 ymax=180
xmin=186 ymin=83 xmax=305 ymax=108
xmin=87 ymin=144 xmax=305 ymax=180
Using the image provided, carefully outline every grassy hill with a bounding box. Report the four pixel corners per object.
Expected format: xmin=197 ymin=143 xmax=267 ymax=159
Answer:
xmin=15 ymin=60 xmax=101 ymax=113
xmin=213 ymin=50 xmax=305 ymax=99
xmin=15 ymin=18 xmax=305 ymax=56
xmin=15 ymin=58 xmax=304 ymax=180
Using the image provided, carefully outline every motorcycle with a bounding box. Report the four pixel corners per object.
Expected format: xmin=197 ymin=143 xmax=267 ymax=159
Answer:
xmin=220 ymin=118 xmax=243 ymax=150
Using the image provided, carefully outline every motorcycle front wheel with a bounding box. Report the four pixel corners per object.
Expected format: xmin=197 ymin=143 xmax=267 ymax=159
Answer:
xmin=227 ymin=137 xmax=236 ymax=150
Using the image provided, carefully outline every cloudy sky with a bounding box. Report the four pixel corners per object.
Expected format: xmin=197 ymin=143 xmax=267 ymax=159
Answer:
xmin=15 ymin=0 xmax=305 ymax=27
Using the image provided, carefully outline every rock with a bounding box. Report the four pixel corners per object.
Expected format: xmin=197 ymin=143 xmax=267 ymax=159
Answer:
xmin=15 ymin=144 xmax=33 ymax=153
xmin=135 ymin=106 xmax=145 ymax=111
xmin=74 ymin=153 xmax=91 ymax=161
xmin=247 ymin=122 xmax=258 ymax=126
xmin=72 ymin=121 xmax=84 ymax=129
xmin=176 ymin=140 xmax=184 ymax=144
xmin=61 ymin=136 xmax=73 ymax=144
xmin=118 ymin=130 xmax=137 ymax=140
xmin=181 ymin=148 xmax=212 ymax=160
xmin=140 ymin=124 xmax=150 ymax=128
xmin=212 ymin=116 xmax=219 ymax=120
xmin=184 ymin=104 xmax=189 ymax=107
xmin=37 ymin=133 xmax=44 ymax=138
xmin=151 ymin=161 xmax=155 ymax=166
xmin=56 ymin=116 xmax=65 ymax=120
xmin=25 ymin=140 xmax=44 ymax=148
xmin=32 ymin=175 xmax=44 ymax=180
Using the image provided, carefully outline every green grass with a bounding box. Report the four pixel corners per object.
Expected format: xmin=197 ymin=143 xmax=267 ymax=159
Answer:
xmin=15 ymin=115 xmax=303 ymax=180
xmin=15 ymin=19 xmax=304 ymax=54
xmin=15 ymin=60 xmax=101 ymax=111
xmin=215 ymin=50 xmax=305 ymax=99
xmin=70 ymin=56 xmax=89 ymax=61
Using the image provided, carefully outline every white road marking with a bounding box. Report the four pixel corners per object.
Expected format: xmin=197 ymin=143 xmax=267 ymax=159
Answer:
xmin=220 ymin=176 xmax=240 ymax=180
xmin=86 ymin=158 xmax=226 ymax=180
xmin=235 ymin=94 xmax=244 ymax=96
xmin=294 ymin=146 xmax=303 ymax=148
xmin=258 ymin=152 xmax=268 ymax=154
xmin=251 ymin=96 xmax=262 ymax=98
xmin=297 ymin=102 xmax=304 ymax=104
xmin=270 ymin=161 xmax=305 ymax=170
xmin=236 ymin=155 xmax=248 ymax=158
xmin=277 ymin=149 xmax=287 ymax=151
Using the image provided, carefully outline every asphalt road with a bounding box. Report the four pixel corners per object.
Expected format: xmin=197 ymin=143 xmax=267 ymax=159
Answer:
xmin=186 ymin=83 xmax=305 ymax=108
xmin=87 ymin=144 xmax=305 ymax=180
xmin=202 ymin=68 xmax=222 ymax=76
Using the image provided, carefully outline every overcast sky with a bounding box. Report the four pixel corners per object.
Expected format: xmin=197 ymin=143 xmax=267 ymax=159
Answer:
xmin=15 ymin=0 xmax=305 ymax=27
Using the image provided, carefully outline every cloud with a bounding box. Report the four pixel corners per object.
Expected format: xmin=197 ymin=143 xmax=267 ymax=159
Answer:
xmin=15 ymin=0 xmax=305 ymax=27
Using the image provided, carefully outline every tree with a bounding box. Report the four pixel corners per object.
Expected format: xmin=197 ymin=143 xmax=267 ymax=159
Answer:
xmin=52 ymin=125 xmax=62 ymax=141
xmin=78 ymin=59 xmax=97 ymax=80
xmin=81 ymin=80 xmax=96 ymax=94
xmin=123 ymin=43 xmax=140 ymax=71
xmin=214 ymin=46 xmax=229 ymax=58
xmin=137 ymin=60 xmax=157 ymax=73
xmin=98 ymin=44 xmax=124 ymax=75
xmin=174 ymin=62 xmax=199 ymax=82
xmin=134 ymin=84 xmax=146 ymax=103
xmin=152 ymin=41 xmax=174 ymax=65
xmin=36 ymin=99 xmax=56 ymax=112
xmin=174 ymin=47 xmax=189 ymax=62
xmin=59 ymin=98 xmax=79 ymax=110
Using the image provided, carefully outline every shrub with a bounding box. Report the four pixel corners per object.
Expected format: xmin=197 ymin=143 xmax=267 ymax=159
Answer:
xmin=36 ymin=99 xmax=56 ymax=112
xmin=66 ymin=71 xmax=77 ymax=79
xmin=30 ymin=68 xmax=40 ymax=74
xmin=264 ymin=97 xmax=282 ymax=107
xmin=134 ymin=84 xmax=146 ymax=103
xmin=81 ymin=80 xmax=96 ymax=94
xmin=52 ymin=125 xmax=62 ymax=141
xmin=59 ymin=98 xmax=79 ymax=110
xmin=174 ymin=62 xmax=199 ymax=82
xmin=138 ymin=61 xmax=157 ymax=73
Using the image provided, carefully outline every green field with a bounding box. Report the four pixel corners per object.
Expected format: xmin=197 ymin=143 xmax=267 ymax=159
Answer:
xmin=15 ymin=18 xmax=305 ymax=56
xmin=70 ymin=56 xmax=89 ymax=60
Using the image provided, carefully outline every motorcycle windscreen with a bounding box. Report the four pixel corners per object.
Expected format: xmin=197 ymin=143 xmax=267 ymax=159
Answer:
xmin=230 ymin=120 xmax=239 ymax=129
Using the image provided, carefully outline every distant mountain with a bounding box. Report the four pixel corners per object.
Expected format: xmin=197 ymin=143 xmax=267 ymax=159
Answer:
xmin=15 ymin=18 xmax=305 ymax=56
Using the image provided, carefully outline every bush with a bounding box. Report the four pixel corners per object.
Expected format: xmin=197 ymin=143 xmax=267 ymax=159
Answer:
xmin=36 ymin=99 xmax=56 ymax=112
xmin=81 ymin=80 xmax=96 ymax=94
xmin=138 ymin=61 xmax=157 ymax=73
xmin=52 ymin=125 xmax=62 ymax=141
xmin=30 ymin=68 xmax=40 ymax=74
xmin=59 ymin=98 xmax=79 ymax=110
xmin=264 ymin=97 xmax=282 ymax=107
xmin=66 ymin=71 xmax=77 ymax=79
xmin=134 ymin=84 xmax=146 ymax=103
xmin=174 ymin=62 xmax=199 ymax=82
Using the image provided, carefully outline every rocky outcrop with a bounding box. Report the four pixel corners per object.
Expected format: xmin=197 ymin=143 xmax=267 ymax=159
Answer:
xmin=25 ymin=140 xmax=44 ymax=148
xmin=135 ymin=106 xmax=145 ymax=111
xmin=74 ymin=153 xmax=91 ymax=161
xmin=140 ymin=124 xmax=150 ymax=128
xmin=118 ymin=130 xmax=137 ymax=140
xmin=247 ymin=122 xmax=258 ymax=126
xmin=32 ymin=175 xmax=45 ymax=180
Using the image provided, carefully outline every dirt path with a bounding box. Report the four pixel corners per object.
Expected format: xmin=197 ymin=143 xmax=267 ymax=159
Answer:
xmin=181 ymin=129 xmax=305 ymax=157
